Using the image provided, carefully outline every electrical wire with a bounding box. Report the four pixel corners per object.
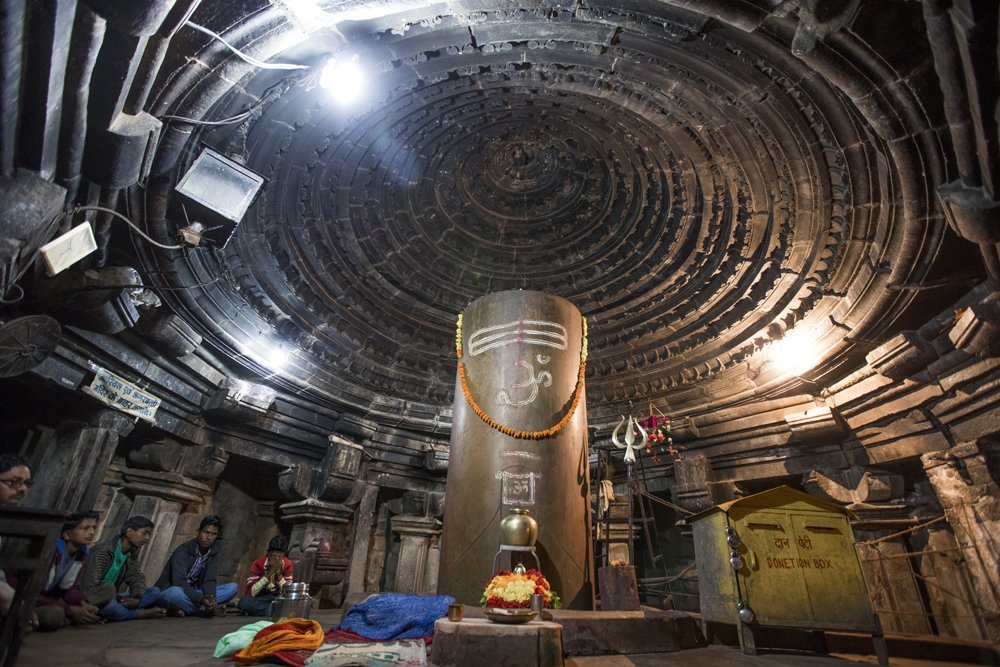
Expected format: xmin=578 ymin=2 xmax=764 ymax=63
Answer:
xmin=0 ymin=210 xmax=64 ymax=304
xmin=1 ymin=205 xmax=182 ymax=305
xmin=185 ymin=21 xmax=310 ymax=71
xmin=47 ymin=278 xmax=223 ymax=294
xmin=0 ymin=282 xmax=24 ymax=304
xmin=157 ymin=77 xmax=294 ymax=127
xmin=72 ymin=205 xmax=184 ymax=250
xmin=158 ymin=109 xmax=257 ymax=126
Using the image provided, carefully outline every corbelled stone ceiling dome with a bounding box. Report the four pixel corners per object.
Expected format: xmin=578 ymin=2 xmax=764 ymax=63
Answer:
xmin=137 ymin=0 xmax=963 ymax=431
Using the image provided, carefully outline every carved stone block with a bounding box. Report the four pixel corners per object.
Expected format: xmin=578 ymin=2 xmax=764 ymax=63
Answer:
xmin=674 ymin=454 xmax=713 ymax=512
xmin=938 ymin=180 xmax=1000 ymax=245
xmin=202 ymin=378 xmax=276 ymax=419
xmin=127 ymin=440 xmax=184 ymax=472
xmin=866 ymin=330 xmax=938 ymax=380
xmin=803 ymin=468 xmax=904 ymax=504
xmin=949 ymin=298 xmax=1000 ymax=358
xmin=785 ymin=405 xmax=847 ymax=444
xmin=424 ymin=444 xmax=449 ymax=473
xmin=138 ymin=312 xmax=202 ymax=357
xmin=179 ymin=445 xmax=228 ymax=481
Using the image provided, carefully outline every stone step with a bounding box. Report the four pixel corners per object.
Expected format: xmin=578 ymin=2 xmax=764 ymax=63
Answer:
xmin=548 ymin=609 xmax=705 ymax=656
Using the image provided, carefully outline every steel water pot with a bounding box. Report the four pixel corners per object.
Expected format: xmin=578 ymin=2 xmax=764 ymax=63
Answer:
xmin=268 ymin=581 xmax=313 ymax=621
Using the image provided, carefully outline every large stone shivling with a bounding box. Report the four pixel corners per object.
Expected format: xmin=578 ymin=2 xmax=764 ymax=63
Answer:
xmin=438 ymin=290 xmax=594 ymax=609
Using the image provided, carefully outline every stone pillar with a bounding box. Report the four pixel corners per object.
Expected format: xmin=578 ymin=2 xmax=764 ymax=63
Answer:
xmin=916 ymin=522 xmax=987 ymax=640
xmin=342 ymin=484 xmax=379 ymax=602
xmin=922 ymin=440 xmax=1000 ymax=641
xmin=365 ymin=504 xmax=391 ymax=592
xmin=391 ymin=514 xmax=443 ymax=594
xmin=278 ymin=434 xmax=366 ymax=604
xmin=26 ymin=409 xmax=135 ymax=512
xmin=113 ymin=465 xmax=213 ymax=582
xmin=673 ymin=454 xmax=713 ymax=512
xmin=91 ymin=437 xmax=228 ymax=582
xmin=425 ymin=532 xmax=442 ymax=594
xmin=280 ymin=498 xmax=353 ymax=561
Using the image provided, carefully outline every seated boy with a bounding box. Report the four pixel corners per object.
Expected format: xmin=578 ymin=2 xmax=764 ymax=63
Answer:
xmin=33 ymin=511 xmax=102 ymax=631
xmin=81 ymin=516 xmax=165 ymax=621
xmin=154 ymin=515 xmax=237 ymax=616
xmin=238 ymin=536 xmax=293 ymax=616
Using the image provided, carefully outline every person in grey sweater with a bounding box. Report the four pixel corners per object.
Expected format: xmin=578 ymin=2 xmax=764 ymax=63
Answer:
xmin=154 ymin=515 xmax=237 ymax=616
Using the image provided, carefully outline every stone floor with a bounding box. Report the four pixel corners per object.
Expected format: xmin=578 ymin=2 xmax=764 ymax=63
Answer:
xmin=13 ymin=611 xmax=964 ymax=667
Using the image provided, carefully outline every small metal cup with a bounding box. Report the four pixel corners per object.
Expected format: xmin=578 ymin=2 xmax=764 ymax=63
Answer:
xmin=447 ymin=603 xmax=464 ymax=622
xmin=530 ymin=594 xmax=544 ymax=614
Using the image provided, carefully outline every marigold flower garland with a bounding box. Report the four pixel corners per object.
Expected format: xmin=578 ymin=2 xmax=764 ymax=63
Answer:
xmin=480 ymin=569 xmax=562 ymax=609
xmin=456 ymin=313 xmax=587 ymax=440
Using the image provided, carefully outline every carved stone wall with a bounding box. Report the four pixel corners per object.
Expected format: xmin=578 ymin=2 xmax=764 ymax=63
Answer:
xmin=922 ymin=440 xmax=1000 ymax=641
xmin=24 ymin=410 xmax=134 ymax=513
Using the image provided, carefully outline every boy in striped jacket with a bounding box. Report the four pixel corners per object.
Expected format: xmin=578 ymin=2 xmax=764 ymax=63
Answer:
xmin=81 ymin=516 xmax=166 ymax=621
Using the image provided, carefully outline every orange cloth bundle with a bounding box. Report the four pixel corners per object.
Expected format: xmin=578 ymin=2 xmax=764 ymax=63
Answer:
xmin=233 ymin=618 xmax=324 ymax=665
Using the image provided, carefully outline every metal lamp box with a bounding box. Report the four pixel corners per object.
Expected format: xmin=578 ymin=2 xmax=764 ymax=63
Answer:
xmin=688 ymin=486 xmax=885 ymax=660
xmin=174 ymin=148 xmax=264 ymax=248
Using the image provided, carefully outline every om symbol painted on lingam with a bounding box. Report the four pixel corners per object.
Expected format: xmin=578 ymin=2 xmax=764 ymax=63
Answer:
xmin=456 ymin=312 xmax=587 ymax=440
xmin=466 ymin=318 xmax=566 ymax=408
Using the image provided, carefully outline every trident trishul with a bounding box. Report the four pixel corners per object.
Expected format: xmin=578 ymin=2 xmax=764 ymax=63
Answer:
xmin=611 ymin=415 xmax=648 ymax=464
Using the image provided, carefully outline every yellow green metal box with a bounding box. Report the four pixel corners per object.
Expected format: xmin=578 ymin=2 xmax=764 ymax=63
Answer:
xmin=689 ymin=486 xmax=883 ymax=655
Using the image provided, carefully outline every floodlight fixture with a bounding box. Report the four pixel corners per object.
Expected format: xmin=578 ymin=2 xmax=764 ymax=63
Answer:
xmin=174 ymin=148 xmax=265 ymax=247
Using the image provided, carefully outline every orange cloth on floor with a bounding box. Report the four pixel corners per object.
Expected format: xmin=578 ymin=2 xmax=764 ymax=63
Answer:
xmin=233 ymin=618 xmax=324 ymax=665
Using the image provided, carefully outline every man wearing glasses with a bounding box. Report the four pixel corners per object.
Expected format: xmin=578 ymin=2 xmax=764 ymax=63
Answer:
xmin=0 ymin=454 xmax=31 ymax=507
xmin=0 ymin=454 xmax=33 ymax=619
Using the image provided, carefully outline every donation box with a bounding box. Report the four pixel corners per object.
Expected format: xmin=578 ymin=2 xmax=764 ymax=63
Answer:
xmin=689 ymin=486 xmax=885 ymax=660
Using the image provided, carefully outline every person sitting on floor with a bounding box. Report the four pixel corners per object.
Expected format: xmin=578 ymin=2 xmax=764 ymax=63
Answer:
xmin=238 ymin=536 xmax=293 ymax=616
xmin=154 ymin=514 xmax=237 ymax=617
xmin=81 ymin=516 xmax=165 ymax=621
xmin=33 ymin=511 xmax=102 ymax=631
xmin=0 ymin=454 xmax=33 ymax=626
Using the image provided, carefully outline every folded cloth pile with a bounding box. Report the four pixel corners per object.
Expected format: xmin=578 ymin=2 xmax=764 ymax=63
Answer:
xmin=304 ymin=638 xmax=427 ymax=667
xmin=214 ymin=621 xmax=274 ymax=658
xmin=233 ymin=618 xmax=325 ymax=665
xmin=339 ymin=593 xmax=454 ymax=641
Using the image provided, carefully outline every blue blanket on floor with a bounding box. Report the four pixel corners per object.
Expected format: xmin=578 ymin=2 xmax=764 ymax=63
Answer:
xmin=340 ymin=593 xmax=455 ymax=640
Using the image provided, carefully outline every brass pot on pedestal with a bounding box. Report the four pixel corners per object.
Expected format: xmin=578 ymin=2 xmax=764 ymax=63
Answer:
xmin=500 ymin=508 xmax=538 ymax=547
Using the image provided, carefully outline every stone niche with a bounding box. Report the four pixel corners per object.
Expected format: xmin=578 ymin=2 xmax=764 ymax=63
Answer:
xmin=278 ymin=434 xmax=366 ymax=606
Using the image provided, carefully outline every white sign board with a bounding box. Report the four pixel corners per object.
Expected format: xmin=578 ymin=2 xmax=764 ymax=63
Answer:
xmin=83 ymin=367 xmax=161 ymax=422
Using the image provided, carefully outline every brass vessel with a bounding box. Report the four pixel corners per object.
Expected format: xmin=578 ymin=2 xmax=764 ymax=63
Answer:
xmin=500 ymin=508 xmax=539 ymax=546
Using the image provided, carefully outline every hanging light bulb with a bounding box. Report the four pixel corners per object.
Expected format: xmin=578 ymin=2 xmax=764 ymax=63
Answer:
xmin=320 ymin=55 xmax=364 ymax=105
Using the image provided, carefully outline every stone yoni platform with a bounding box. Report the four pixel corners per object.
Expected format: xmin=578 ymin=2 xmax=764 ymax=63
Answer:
xmin=550 ymin=609 xmax=704 ymax=656
xmin=430 ymin=608 xmax=705 ymax=665
xmin=431 ymin=617 xmax=564 ymax=667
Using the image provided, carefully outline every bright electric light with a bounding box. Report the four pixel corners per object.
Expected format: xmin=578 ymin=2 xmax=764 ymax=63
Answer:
xmin=266 ymin=346 xmax=290 ymax=370
xmin=771 ymin=331 xmax=818 ymax=376
xmin=320 ymin=56 xmax=364 ymax=104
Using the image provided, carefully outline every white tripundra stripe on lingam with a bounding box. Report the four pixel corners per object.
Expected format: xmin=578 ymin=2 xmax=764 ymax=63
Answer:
xmin=468 ymin=319 xmax=567 ymax=356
